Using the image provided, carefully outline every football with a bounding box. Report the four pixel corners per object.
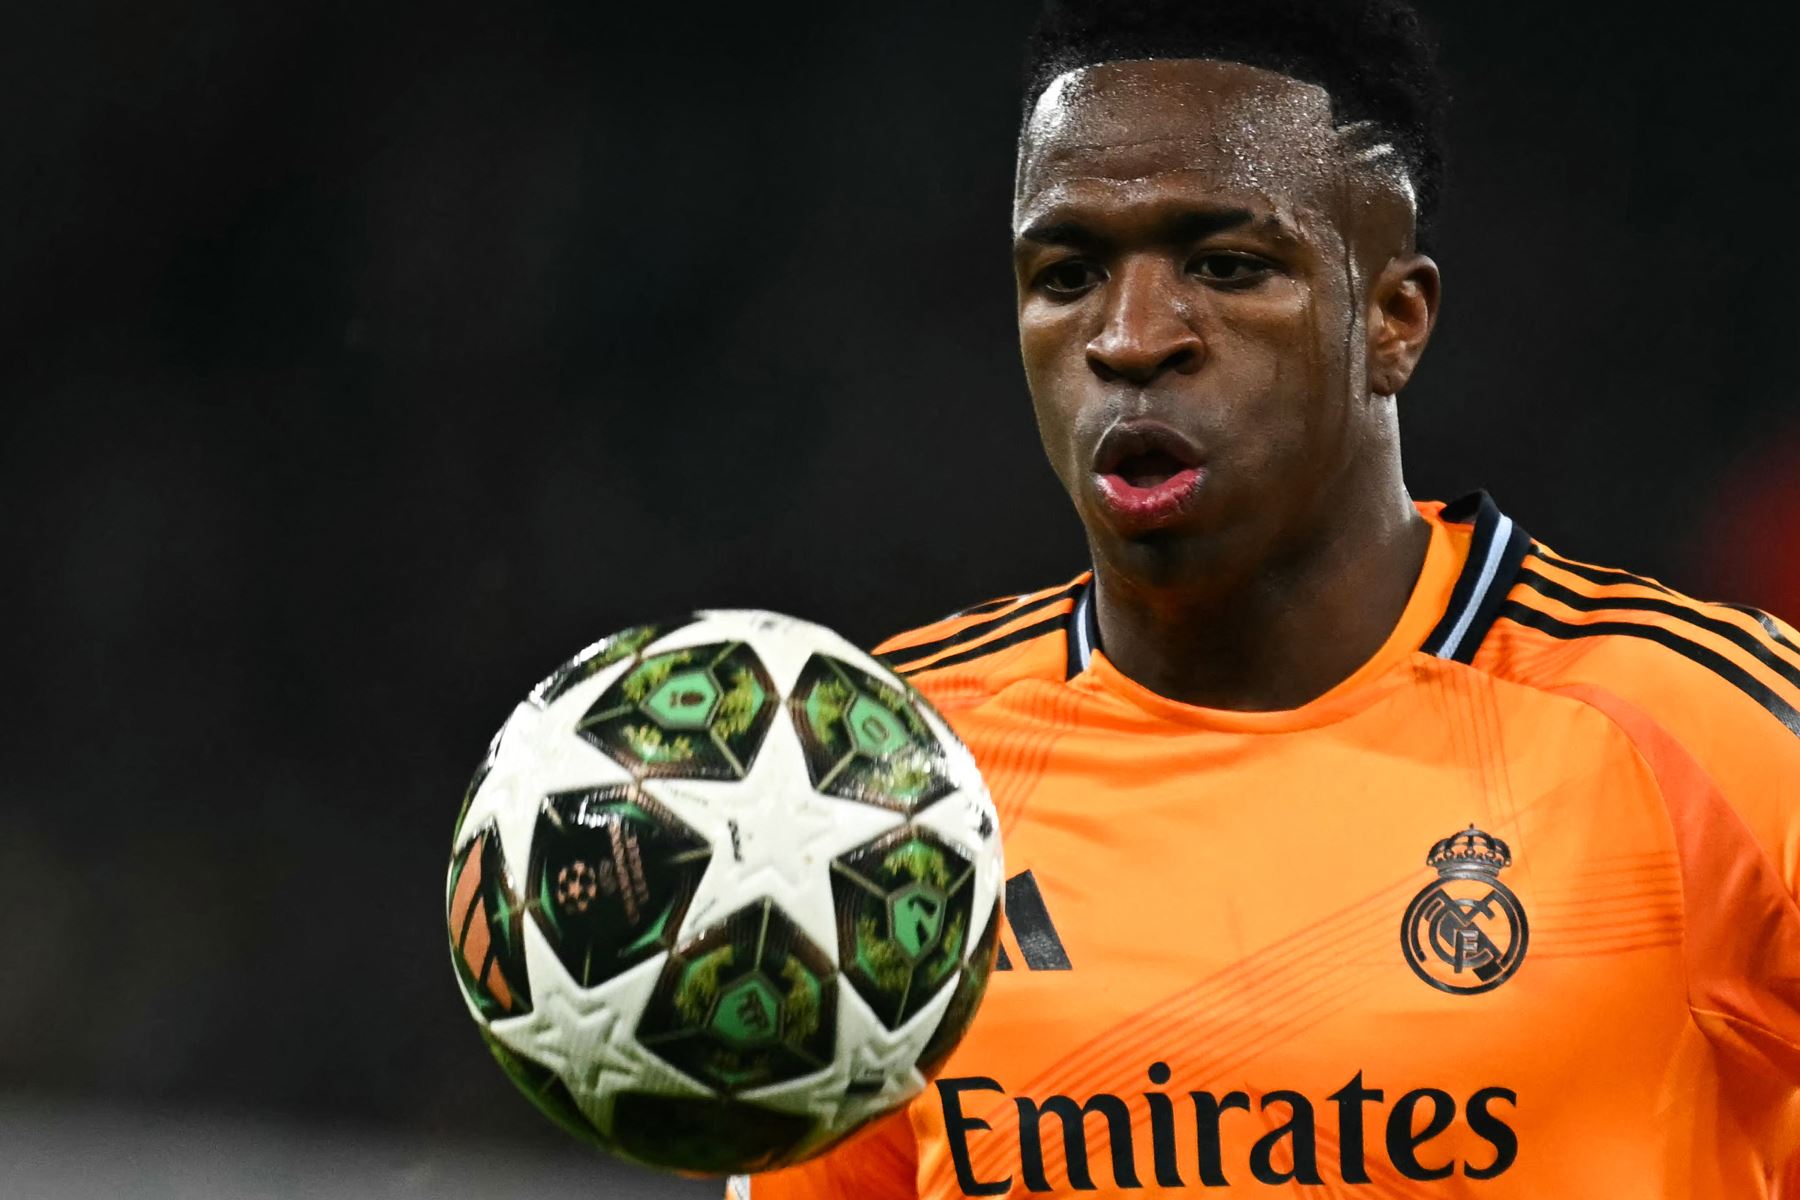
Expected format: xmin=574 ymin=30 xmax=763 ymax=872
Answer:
xmin=446 ymin=610 xmax=1003 ymax=1174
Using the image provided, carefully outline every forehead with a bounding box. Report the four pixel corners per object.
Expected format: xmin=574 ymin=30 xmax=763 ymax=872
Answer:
xmin=1015 ymin=59 xmax=1346 ymax=233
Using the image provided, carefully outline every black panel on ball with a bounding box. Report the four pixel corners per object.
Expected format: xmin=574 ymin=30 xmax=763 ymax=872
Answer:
xmin=636 ymin=899 xmax=838 ymax=1095
xmin=525 ymin=786 xmax=712 ymax=988
xmin=577 ymin=642 xmax=778 ymax=780
xmin=830 ymin=827 xmax=977 ymax=1030
xmin=788 ymin=654 xmax=954 ymax=811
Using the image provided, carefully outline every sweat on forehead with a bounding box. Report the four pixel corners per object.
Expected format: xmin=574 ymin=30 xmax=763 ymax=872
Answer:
xmin=1015 ymin=60 xmax=1414 ymax=226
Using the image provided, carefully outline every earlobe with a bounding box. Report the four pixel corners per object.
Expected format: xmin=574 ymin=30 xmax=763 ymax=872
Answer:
xmin=1367 ymin=254 xmax=1441 ymax=397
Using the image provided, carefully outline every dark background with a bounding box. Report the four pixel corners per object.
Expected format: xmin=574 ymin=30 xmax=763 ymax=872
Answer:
xmin=6 ymin=0 xmax=1798 ymax=1194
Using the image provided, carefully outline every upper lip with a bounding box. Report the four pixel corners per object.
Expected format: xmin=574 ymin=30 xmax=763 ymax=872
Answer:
xmin=1091 ymin=420 xmax=1205 ymax=474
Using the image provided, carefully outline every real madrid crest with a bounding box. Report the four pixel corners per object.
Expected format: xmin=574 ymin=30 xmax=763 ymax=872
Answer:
xmin=1401 ymin=825 xmax=1528 ymax=995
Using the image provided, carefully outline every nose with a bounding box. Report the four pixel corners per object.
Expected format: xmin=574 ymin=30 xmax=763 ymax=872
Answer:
xmin=1085 ymin=259 xmax=1205 ymax=386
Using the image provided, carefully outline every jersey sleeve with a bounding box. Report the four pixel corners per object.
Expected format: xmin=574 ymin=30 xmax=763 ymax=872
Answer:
xmin=1486 ymin=554 xmax=1800 ymax=899
xmin=725 ymin=1108 xmax=919 ymax=1200
xmin=1558 ymin=681 xmax=1800 ymax=1086
xmin=1652 ymin=607 xmax=1800 ymax=909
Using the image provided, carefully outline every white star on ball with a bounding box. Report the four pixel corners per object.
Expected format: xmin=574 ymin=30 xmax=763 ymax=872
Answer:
xmin=455 ymin=689 xmax=640 ymax=874
xmin=643 ymin=708 xmax=904 ymax=958
xmin=737 ymin=979 xmax=950 ymax=1131
xmin=487 ymin=917 xmax=711 ymax=1136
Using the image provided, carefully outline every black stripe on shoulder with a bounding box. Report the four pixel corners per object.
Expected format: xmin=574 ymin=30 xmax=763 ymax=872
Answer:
xmin=1535 ymin=550 xmax=1800 ymax=662
xmin=896 ymin=613 xmax=1065 ymax=677
xmin=1723 ymin=603 xmax=1800 ymax=658
xmin=1496 ymin=599 xmax=1800 ymax=737
xmin=878 ymin=584 xmax=1079 ymax=671
xmin=1532 ymin=549 xmax=1675 ymax=597
xmin=1517 ymin=559 xmax=1800 ymax=693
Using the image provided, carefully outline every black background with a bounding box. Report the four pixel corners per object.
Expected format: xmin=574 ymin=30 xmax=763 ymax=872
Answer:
xmin=5 ymin=0 xmax=1797 ymax=1191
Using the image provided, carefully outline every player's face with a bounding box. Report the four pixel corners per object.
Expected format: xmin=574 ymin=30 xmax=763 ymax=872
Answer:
xmin=1013 ymin=60 xmax=1419 ymax=582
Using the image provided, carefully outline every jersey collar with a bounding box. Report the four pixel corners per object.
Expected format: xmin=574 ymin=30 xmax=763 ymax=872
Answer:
xmin=1064 ymin=491 xmax=1531 ymax=681
xmin=1419 ymin=492 xmax=1533 ymax=662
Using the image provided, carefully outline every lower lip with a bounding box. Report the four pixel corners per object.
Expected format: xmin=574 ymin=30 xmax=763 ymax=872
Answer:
xmin=1095 ymin=467 xmax=1205 ymax=526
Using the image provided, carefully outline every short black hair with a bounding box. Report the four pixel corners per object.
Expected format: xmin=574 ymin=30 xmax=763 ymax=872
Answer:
xmin=1023 ymin=0 xmax=1448 ymax=245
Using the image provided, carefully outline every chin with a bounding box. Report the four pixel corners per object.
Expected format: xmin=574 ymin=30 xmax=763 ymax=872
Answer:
xmin=1085 ymin=495 xmax=1267 ymax=584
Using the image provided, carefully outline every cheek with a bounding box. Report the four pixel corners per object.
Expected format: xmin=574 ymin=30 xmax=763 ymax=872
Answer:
xmin=1210 ymin=292 xmax=1347 ymax=472
xmin=1019 ymin=307 xmax=1091 ymax=466
xmin=1275 ymin=291 xmax=1365 ymax=476
xmin=1209 ymin=291 xmax=1316 ymax=408
xmin=1018 ymin=302 xmax=1086 ymax=379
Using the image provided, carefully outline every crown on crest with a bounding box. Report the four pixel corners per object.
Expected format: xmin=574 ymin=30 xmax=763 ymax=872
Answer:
xmin=1426 ymin=825 xmax=1511 ymax=876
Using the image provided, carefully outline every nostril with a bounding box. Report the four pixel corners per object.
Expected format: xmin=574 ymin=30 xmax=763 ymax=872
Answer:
xmin=1164 ymin=347 xmax=1200 ymax=375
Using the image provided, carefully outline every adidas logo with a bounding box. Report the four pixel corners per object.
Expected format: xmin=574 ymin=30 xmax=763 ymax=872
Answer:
xmin=996 ymin=869 xmax=1071 ymax=972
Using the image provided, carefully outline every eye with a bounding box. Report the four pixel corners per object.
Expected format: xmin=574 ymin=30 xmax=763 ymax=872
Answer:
xmin=1189 ymin=253 xmax=1273 ymax=286
xmin=1033 ymin=260 xmax=1104 ymax=298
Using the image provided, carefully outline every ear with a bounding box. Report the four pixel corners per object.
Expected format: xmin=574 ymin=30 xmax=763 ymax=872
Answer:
xmin=1366 ymin=254 xmax=1441 ymax=398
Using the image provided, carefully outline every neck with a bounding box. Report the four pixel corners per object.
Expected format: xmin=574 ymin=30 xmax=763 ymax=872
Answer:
xmin=1090 ymin=468 xmax=1429 ymax=712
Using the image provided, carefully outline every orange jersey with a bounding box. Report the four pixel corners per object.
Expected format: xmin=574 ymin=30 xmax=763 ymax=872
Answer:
xmin=735 ymin=494 xmax=1800 ymax=1198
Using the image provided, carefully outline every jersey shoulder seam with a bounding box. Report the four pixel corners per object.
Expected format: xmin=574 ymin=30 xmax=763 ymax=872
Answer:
xmin=1689 ymin=1005 xmax=1800 ymax=1060
xmin=1519 ymin=679 xmax=1800 ymax=1049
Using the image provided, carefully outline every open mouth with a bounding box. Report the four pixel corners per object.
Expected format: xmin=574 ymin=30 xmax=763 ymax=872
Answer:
xmin=1113 ymin=447 xmax=1190 ymax=488
xmin=1093 ymin=422 xmax=1203 ymax=477
xmin=1091 ymin=421 xmax=1207 ymax=525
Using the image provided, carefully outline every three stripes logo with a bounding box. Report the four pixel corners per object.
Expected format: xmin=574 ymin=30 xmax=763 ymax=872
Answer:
xmin=1501 ymin=548 xmax=1800 ymax=737
xmin=995 ymin=870 xmax=1072 ymax=972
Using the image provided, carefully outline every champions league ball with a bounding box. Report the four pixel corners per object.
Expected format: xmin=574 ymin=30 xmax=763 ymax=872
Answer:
xmin=446 ymin=611 xmax=1003 ymax=1174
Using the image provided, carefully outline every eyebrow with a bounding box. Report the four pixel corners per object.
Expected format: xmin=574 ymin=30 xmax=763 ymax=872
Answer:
xmin=1016 ymin=206 xmax=1263 ymax=248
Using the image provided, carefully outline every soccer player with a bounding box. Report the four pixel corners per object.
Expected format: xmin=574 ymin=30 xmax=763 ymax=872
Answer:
xmin=734 ymin=0 xmax=1800 ymax=1194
